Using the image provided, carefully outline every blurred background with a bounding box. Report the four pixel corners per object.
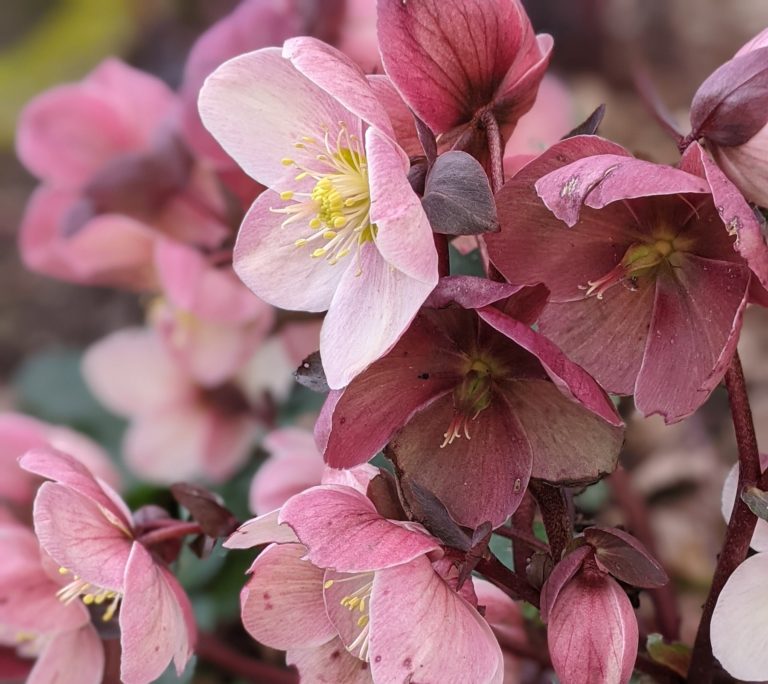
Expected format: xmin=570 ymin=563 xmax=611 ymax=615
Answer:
xmin=0 ymin=0 xmax=767 ymax=662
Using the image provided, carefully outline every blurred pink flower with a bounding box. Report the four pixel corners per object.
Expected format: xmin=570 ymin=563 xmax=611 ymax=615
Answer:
xmin=82 ymin=327 xmax=260 ymax=484
xmin=16 ymin=59 xmax=229 ymax=290
xmin=19 ymin=448 xmax=196 ymax=684
xmin=227 ymin=481 xmax=507 ymax=683
xmin=150 ymin=239 xmax=274 ymax=387
xmin=199 ymin=38 xmax=438 ymax=388
xmin=0 ymin=412 xmax=118 ymax=517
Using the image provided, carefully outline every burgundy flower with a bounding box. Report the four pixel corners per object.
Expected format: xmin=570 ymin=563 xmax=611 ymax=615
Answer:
xmin=486 ymin=135 xmax=768 ymax=422
xmin=316 ymin=276 xmax=623 ymax=528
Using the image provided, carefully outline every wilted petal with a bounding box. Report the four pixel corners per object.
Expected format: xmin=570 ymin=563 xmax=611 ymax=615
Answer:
xmin=635 ymin=256 xmax=749 ymax=422
xmin=279 ymin=485 xmax=440 ymax=572
xmin=27 ymin=626 xmax=103 ymax=684
xmin=120 ymin=543 xmax=195 ymax=683
xmin=369 ymin=555 xmax=503 ymax=684
xmin=224 ymin=510 xmax=299 ymax=550
xmin=547 ymin=573 xmax=638 ymax=684
xmin=241 ymin=543 xmax=335 ymax=650
xmin=711 ymin=553 xmax=768 ymax=681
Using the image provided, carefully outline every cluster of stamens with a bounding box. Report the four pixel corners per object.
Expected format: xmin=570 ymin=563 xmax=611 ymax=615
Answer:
xmin=273 ymin=123 xmax=374 ymax=272
xmin=441 ymin=360 xmax=494 ymax=448
xmin=324 ymin=574 xmax=373 ymax=662
xmin=57 ymin=567 xmax=122 ymax=622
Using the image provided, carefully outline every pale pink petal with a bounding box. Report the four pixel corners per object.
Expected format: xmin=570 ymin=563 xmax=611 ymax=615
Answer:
xmin=474 ymin=579 xmax=526 ymax=644
xmin=287 ymin=637 xmax=373 ymax=684
xmin=27 ymin=626 xmax=103 ymax=684
xmin=279 ymin=485 xmax=440 ymax=572
xmin=43 ymin=425 xmax=119 ymax=492
xmin=321 ymin=244 xmax=436 ymax=389
xmin=635 ymin=256 xmax=749 ymax=422
xmin=320 ymin=464 xmax=379 ymax=494
xmin=120 ymin=543 xmax=195 ymax=683
xmin=32 ymin=483 xmax=131 ymax=591
xmin=547 ymin=573 xmax=638 ymax=684
xmin=369 ymin=556 xmax=504 ymax=684
xmin=711 ymin=553 xmax=768 ymax=681
xmin=224 ymin=510 xmax=299 ymax=550
xmin=201 ymin=413 xmax=258 ymax=483
xmin=241 ymin=543 xmax=335 ymax=650
xmin=366 ymin=126 xmax=438 ymax=282
xmin=367 ymin=76 xmax=421 ymax=158
xmin=233 ymin=188 xmax=347 ymax=313
xmin=199 ymin=48 xmax=357 ymax=188
xmin=720 ymin=457 xmax=768 ymax=553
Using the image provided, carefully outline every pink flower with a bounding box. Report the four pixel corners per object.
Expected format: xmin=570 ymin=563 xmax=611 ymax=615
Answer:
xmin=16 ymin=59 xmax=228 ymax=290
xmin=0 ymin=412 xmax=118 ymax=517
xmin=82 ymin=327 xmax=260 ymax=484
xmin=0 ymin=521 xmax=104 ymax=684
xmin=377 ymin=0 xmax=553 ymax=164
xmin=249 ymin=428 xmax=325 ymax=515
xmin=689 ymin=28 xmax=768 ymax=207
xmin=150 ymin=239 xmax=274 ymax=387
xmin=486 ymin=135 xmax=768 ymax=422
xmin=198 ymin=38 xmax=438 ymax=388
xmin=18 ymin=448 xmax=196 ymax=684
xmin=226 ymin=479 xmax=508 ymax=683
xmin=316 ymin=276 xmax=623 ymax=528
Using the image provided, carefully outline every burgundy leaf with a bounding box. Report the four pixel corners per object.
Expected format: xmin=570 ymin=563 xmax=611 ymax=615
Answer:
xmin=170 ymin=483 xmax=239 ymax=539
xmin=584 ymin=526 xmax=668 ymax=589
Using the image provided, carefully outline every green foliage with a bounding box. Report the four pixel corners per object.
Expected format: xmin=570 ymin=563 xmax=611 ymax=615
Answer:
xmin=449 ymin=244 xmax=486 ymax=277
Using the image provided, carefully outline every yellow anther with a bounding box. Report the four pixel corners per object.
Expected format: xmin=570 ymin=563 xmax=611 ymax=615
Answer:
xmin=332 ymin=216 xmax=347 ymax=229
xmin=58 ymin=567 xmax=69 ymax=575
xmin=94 ymin=594 xmax=107 ymax=605
xmin=357 ymin=615 xmax=369 ymax=628
xmin=280 ymin=191 xmax=294 ymax=201
xmin=281 ymin=158 xmax=294 ymax=166
xmin=309 ymin=218 xmax=321 ymax=229
xmin=83 ymin=594 xmax=95 ymax=605
xmin=295 ymin=172 xmax=308 ymax=181
xmin=293 ymin=143 xmax=305 ymax=149
xmin=323 ymin=231 xmax=337 ymax=239
xmin=295 ymin=239 xmax=308 ymax=247
xmin=323 ymin=580 xmax=335 ymax=589
xmin=312 ymin=248 xmax=327 ymax=258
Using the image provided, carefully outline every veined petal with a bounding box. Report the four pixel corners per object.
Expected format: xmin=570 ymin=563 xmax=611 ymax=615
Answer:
xmin=120 ymin=543 xmax=195 ymax=684
xmin=635 ymin=256 xmax=749 ymax=422
xmin=279 ymin=485 xmax=440 ymax=572
xmin=367 ymin=75 xmax=422 ymax=158
xmin=711 ymin=553 xmax=768 ymax=681
xmin=27 ymin=626 xmax=104 ymax=684
xmin=199 ymin=48 xmax=357 ymax=188
xmin=287 ymin=637 xmax=373 ymax=684
xmin=369 ymin=556 xmax=504 ymax=684
xmin=321 ymin=244 xmax=436 ymax=389
xmin=241 ymin=543 xmax=335 ymax=650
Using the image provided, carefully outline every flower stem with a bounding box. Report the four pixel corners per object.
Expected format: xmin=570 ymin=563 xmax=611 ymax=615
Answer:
xmin=476 ymin=555 xmax=540 ymax=607
xmin=196 ymin=633 xmax=298 ymax=683
xmin=138 ymin=521 xmax=203 ymax=547
xmin=481 ymin=110 xmax=504 ymax=194
xmin=688 ymin=351 xmax=760 ymax=682
xmin=529 ymin=480 xmax=572 ymax=562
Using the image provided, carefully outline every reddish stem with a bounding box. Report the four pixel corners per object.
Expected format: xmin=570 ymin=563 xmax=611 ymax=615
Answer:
xmin=138 ymin=522 xmax=203 ymax=547
xmin=434 ymin=233 xmax=450 ymax=277
xmin=609 ymin=467 xmax=681 ymax=640
xmin=529 ymin=481 xmax=572 ymax=562
xmin=196 ymin=633 xmax=298 ymax=684
xmin=481 ymin=110 xmax=505 ymax=194
xmin=494 ymin=519 xmax=549 ymax=559
xmin=476 ymin=555 xmax=540 ymax=607
xmin=688 ymin=351 xmax=761 ymax=682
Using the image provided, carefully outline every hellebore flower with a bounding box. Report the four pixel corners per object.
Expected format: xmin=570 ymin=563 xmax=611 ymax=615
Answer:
xmin=689 ymin=28 xmax=768 ymax=207
xmin=0 ymin=412 xmax=118 ymax=516
xmin=317 ymin=276 xmax=623 ymax=528
xmin=377 ymin=0 xmax=553 ymax=163
xmin=19 ymin=448 xmax=196 ymax=684
xmin=0 ymin=521 xmax=104 ymax=684
xmin=199 ymin=38 xmax=438 ymax=389
xmin=149 ymin=239 xmax=274 ymax=388
xmin=82 ymin=327 xmax=260 ymax=484
xmin=487 ymin=135 xmax=768 ymax=422
xmin=226 ymin=479 xmax=508 ymax=683
xmin=16 ymin=59 xmax=229 ymax=290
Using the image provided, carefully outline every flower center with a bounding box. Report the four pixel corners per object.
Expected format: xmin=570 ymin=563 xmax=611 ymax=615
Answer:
xmin=324 ymin=573 xmax=373 ymax=662
xmin=56 ymin=567 xmax=122 ymax=622
xmin=274 ymin=124 xmax=375 ymax=269
xmin=442 ymin=359 xmax=494 ymax=448
xmin=582 ymin=233 xmax=691 ymax=299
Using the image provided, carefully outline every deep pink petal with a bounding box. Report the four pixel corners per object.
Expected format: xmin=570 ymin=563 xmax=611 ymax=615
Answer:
xmin=279 ymin=485 xmax=440 ymax=572
xmin=199 ymin=48 xmax=357 ymax=188
xmin=241 ymin=543 xmax=335 ymax=650
xmin=322 ymin=313 xmax=462 ymax=469
xmin=426 ymin=275 xmax=527 ymax=310
xmin=120 ymin=543 xmax=195 ymax=683
xmin=389 ymin=392 xmax=533 ymax=528
xmin=547 ymin=573 xmax=638 ymax=684
xmin=224 ymin=510 xmax=299 ymax=550
xmin=478 ymin=307 xmax=623 ymax=427
xmin=233 ymin=188 xmax=347 ymax=313
xmin=33 ymin=483 xmax=131 ymax=591
xmin=711 ymin=553 xmax=768 ymax=681
xmin=367 ymin=76 xmax=422 ymax=158
xmin=366 ymin=127 xmax=438 ymax=283
xmin=284 ymin=37 xmax=394 ymax=137
xmin=369 ymin=555 xmax=504 ymax=684
xmin=27 ymin=626 xmax=104 ymax=684
xmin=474 ymin=579 xmax=526 ymax=644
xmin=635 ymin=256 xmax=749 ymax=422
xmin=540 ymin=545 xmax=592 ymax=622
xmin=287 ymin=637 xmax=373 ymax=684
xmin=321 ymin=244 xmax=437 ymax=389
